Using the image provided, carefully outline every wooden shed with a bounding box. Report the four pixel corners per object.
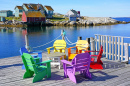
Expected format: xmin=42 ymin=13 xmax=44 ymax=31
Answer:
xmin=22 ymin=11 xmax=46 ymax=23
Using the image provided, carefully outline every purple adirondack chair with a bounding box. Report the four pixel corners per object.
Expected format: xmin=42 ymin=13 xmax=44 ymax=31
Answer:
xmin=61 ymin=52 xmax=92 ymax=83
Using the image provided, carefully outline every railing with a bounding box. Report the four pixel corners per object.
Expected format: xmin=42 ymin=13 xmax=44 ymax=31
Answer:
xmin=93 ymin=34 xmax=130 ymax=63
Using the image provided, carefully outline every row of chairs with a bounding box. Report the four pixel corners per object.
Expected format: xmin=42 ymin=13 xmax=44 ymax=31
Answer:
xmin=21 ymin=52 xmax=91 ymax=83
xmin=20 ymin=39 xmax=103 ymax=83
xmin=47 ymin=40 xmax=103 ymax=69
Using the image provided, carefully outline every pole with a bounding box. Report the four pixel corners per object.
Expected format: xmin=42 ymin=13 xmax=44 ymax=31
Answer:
xmin=61 ymin=30 xmax=64 ymax=40
xmin=25 ymin=34 xmax=29 ymax=51
xmin=78 ymin=36 xmax=82 ymax=40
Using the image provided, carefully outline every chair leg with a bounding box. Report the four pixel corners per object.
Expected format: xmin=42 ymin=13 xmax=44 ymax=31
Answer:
xmin=23 ymin=70 xmax=34 ymax=78
xmin=67 ymin=71 xmax=77 ymax=83
xmin=33 ymin=71 xmax=46 ymax=83
xmin=63 ymin=63 xmax=67 ymax=78
xmin=99 ymin=60 xmax=103 ymax=65
xmin=85 ymin=70 xmax=92 ymax=79
xmin=46 ymin=63 xmax=51 ymax=78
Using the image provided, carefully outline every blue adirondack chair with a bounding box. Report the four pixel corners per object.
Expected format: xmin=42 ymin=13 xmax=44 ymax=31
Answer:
xmin=20 ymin=47 xmax=42 ymax=69
xmin=61 ymin=52 xmax=92 ymax=83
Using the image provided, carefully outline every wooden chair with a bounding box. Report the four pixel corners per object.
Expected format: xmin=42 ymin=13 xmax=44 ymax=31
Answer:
xmin=20 ymin=47 xmax=42 ymax=69
xmin=85 ymin=45 xmax=103 ymax=69
xmin=46 ymin=40 xmax=66 ymax=54
xmin=21 ymin=53 xmax=52 ymax=83
xmin=68 ymin=40 xmax=89 ymax=61
xmin=61 ymin=53 xmax=92 ymax=83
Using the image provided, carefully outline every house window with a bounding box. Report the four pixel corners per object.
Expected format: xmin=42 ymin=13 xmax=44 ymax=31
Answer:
xmin=19 ymin=10 xmax=22 ymax=12
xmin=39 ymin=17 xmax=41 ymax=20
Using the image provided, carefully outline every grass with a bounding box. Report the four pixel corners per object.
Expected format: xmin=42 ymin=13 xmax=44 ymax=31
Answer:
xmin=5 ymin=17 xmax=22 ymax=21
xmin=49 ymin=15 xmax=69 ymax=22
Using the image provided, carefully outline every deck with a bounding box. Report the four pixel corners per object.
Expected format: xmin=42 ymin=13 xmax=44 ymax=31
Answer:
xmin=0 ymin=51 xmax=130 ymax=86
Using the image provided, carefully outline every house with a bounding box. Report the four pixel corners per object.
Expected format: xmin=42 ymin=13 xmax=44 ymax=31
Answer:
xmin=0 ymin=10 xmax=13 ymax=17
xmin=65 ymin=9 xmax=80 ymax=17
xmin=14 ymin=3 xmax=45 ymax=17
xmin=0 ymin=17 xmax=6 ymax=22
xmin=14 ymin=6 xmax=23 ymax=17
xmin=22 ymin=3 xmax=45 ymax=14
xmin=22 ymin=11 xmax=46 ymax=23
xmin=65 ymin=9 xmax=80 ymax=21
xmin=44 ymin=6 xmax=54 ymax=18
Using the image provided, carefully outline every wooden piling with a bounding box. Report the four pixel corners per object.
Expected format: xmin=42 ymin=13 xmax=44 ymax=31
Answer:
xmin=25 ymin=34 xmax=29 ymax=51
xmin=90 ymin=37 xmax=95 ymax=55
xmin=78 ymin=36 xmax=82 ymax=40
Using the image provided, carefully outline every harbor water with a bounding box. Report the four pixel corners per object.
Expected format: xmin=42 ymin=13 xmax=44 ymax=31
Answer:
xmin=0 ymin=21 xmax=130 ymax=58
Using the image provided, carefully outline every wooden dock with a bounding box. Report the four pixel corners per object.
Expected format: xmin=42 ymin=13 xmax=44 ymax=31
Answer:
xmin=0 ymin=51 xmax=130 ymax=86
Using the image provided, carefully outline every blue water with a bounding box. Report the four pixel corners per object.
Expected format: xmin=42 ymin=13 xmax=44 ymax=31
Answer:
xmin=113 ymin=17 xmax=130 ymax=22
xmin=0 ymin=20 xmax=130 ymax=58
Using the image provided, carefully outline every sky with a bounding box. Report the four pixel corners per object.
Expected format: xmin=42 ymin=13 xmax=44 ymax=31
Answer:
xmin=0 ymin=0 xmax=130 ymax=17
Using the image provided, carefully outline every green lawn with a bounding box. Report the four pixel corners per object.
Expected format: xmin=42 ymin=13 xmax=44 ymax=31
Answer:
xmin=49 ymin=15 xmax=69 ymax=22
xmin=5 ymin=17 xmax=22 ymax=21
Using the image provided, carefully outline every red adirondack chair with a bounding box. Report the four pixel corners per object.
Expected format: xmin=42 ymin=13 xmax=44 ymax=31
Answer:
xmin=85 ymin=45 xmax=103 ymax=69
xmin=61 ymin=53 xmax=92 ymax=83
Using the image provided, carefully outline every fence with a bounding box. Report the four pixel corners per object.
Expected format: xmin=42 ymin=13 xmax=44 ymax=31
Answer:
xmin=92 ymin=34 xmax=130 ymax=63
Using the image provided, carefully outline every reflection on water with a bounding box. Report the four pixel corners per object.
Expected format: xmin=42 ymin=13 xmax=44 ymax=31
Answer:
xmin=0 ymin=25 xmax=112 ymax=33
xmin=0 ymin=23 xmax=130 ymax=58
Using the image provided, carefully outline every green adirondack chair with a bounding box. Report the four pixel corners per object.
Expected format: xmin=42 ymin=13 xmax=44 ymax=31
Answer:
xmin=21 ymin=53 xmax=52 ymax=83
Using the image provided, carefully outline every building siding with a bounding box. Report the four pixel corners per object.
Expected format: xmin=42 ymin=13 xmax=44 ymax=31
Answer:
xmin=22 ymin=5 xmax=28 ymax=11
xmin=44 ymin=7 xmax=53 ymax=18
xmin=15 ymin=8 xmax=19 ymax=17
xmin=0 ymin=11 xmax=13 ymax=17
xmin=22 ymin=12 xmax=27 ymax=22
xmin=27 ymin=17 xmax=45 ymax=22
xmin=22 ymin=11 xmax=45 ymax=23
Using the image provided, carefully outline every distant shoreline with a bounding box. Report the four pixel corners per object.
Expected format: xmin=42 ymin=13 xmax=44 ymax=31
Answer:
xmin=0 ymin=17 xmax=130 ymax=28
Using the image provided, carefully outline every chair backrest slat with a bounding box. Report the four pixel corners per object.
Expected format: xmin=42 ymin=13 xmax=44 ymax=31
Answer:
xmin=72 ymin=53 xmax=91 ymax=72
xmin=20 ymin=47 xmax=29 ymax=55
xmin=97 ymin=45 xmax=103 ymax=62
xmin=53 ymin=40 xmax=66 ymax=47
xmin=76 ymin=40 xmax=89 ymax=51
xmin=22 ymin=53 xmax=35 ymax=71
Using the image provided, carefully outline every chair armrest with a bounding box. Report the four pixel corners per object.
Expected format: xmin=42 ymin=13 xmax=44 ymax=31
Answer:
xmin=67 ymin=46 xmax=76 ymax=49
xmin=91 ymin=55 xmax=98 ymax=56
xmin=34 ymin=57 xmax=40 ymax=60
xmin=31 ymin=55 xmax=38 ymax=57
xmin=85 ymin=50 xmax=99 ymax=52
xmin=36 ymin=60 xmax=52 ymax=65
xmin=34 ymin=57 xmax=40 ymax=63
xmin=61 ymin=60 xmax=72 ymax=66
xmin=46 ymin=46 xmax=54 ymax=54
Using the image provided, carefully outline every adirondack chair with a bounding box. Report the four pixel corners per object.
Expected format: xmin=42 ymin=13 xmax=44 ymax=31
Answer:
xmin=68 ymin=40 xmax=89 ymax=61
xmin=61 ymin=53 xmax=92 ymax=83
xmin=21 ymin=53 xmax=52 ymax=83
xmin=46 ymin=40 xmax=66 ymax=54
xmin=46 ymin=40 xmax=66 ymax=59
xmin=85 ymin=45 xmax=103 ymax=69
xmin=20 ymin=47 xmax=42 ymax=69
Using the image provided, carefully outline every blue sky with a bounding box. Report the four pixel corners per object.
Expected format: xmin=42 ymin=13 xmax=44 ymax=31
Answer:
xmin=0 ymin=0 xmax=130 ymax=17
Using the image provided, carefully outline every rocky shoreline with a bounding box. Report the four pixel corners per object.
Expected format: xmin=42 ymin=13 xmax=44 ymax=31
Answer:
xmin=0 ymin=17 xmax=129 ymax=27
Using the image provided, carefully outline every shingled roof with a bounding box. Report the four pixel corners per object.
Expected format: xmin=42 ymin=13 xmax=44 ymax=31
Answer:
xmin=15 ymin=6 xmax=23 ymax=10
xmin=24 ymin=11 xmax=45 ymax=17
xmin=44 ymin=6 xmax=54 ymax=11
xmin=23 ymin=3 xmax=45 ymax=10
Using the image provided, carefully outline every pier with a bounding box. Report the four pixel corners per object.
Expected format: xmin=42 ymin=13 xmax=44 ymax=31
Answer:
xmin=0 ymin=50 xmax=130 ymax=86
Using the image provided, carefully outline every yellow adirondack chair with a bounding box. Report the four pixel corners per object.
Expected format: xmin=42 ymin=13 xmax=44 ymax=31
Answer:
xmin=46 ymin=40 xmax=66 ymax=54
xmin=68 ymin=40 xmax=89 ymax=61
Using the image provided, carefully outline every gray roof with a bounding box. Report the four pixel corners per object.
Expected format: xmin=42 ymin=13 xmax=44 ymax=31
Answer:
xmin=71 ymin=10 xmax=78 ymax=14
xmin=0 ymin=10 xmax=13 ymax=12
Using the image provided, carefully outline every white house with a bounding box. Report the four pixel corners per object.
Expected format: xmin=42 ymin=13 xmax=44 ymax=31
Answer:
xmin=65 ymin=9 xmax=80 ymax=18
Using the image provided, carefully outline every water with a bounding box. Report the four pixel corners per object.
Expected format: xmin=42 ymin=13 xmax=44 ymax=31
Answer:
xmin=113 ymin=17 xmax=130 ymax=22
xmin=0 ymin=23 xmax=130 ymax=58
